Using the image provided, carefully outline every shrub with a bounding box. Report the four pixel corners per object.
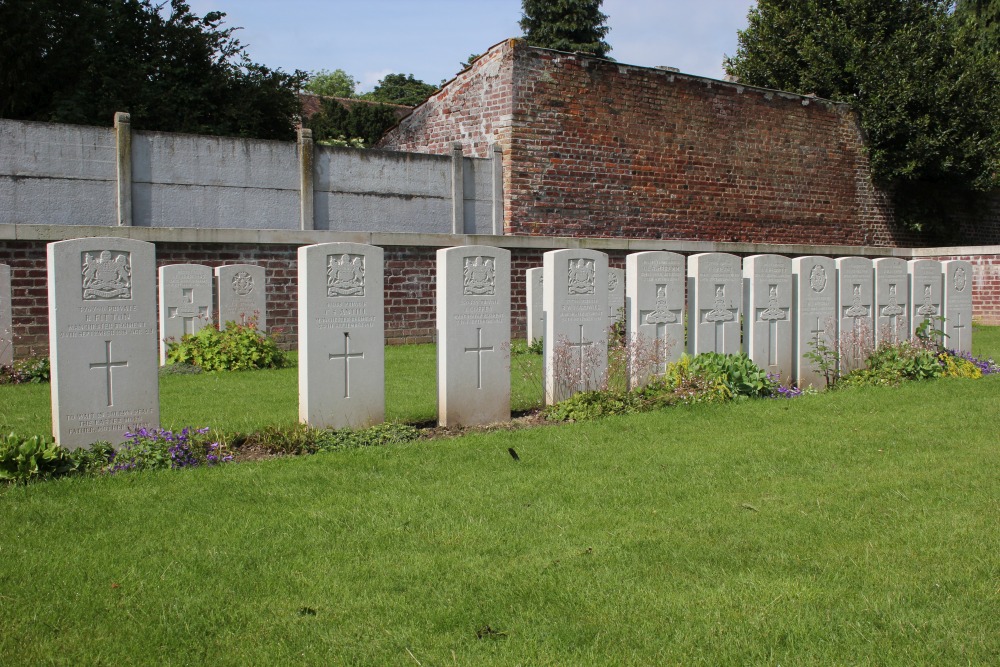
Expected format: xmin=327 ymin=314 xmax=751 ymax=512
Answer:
xmin=0 ymin=356 xmax=51 ymax=384
xmin=0 ymin=434 xmax=76 ymax=483
xmin=109 ymin=427 xmax=232 ymax=473
xmin=165 ymin=317 xmax=285 ymax=371
xmin=687 ymin=352 xmax=777 ymax=398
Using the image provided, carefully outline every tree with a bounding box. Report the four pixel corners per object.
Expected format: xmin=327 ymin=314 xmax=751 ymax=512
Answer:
xmin=724 ymin=0 xmax=1000 ymax=237
xmin=520 ymin=0 xmax=611 ymax=58
xmin=0 ymin=0 xmax=305 ymax=140
xmin=305 ymin=99 xmax=399 ymax=147
xmin=361 ymin=73 xmax=437 ymax=106
xmin=305 ymin=69 xmax=358 ymax=98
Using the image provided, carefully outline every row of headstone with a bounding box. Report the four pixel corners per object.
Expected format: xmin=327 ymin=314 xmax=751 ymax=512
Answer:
xmin=158 ymin=263 xmax=267 ymax=364
xmin=0 ymin=264 xmax=12 ymax=367
xmin=42 ymin=238 xmax=975 ymax=449
xmin=533 ymin=251 xmax=973 ymax=395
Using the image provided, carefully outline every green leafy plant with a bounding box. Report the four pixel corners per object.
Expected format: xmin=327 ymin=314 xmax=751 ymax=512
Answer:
xmin=165 ymin=317 xmax=286 ymax=372
xmin=688 ymin=352 xmax=777 ymax=398
xmin=109 ymin=427 xmax=232 ymax=473
xmin=0 ymin=356 xmax=50 ymax=384
xmin=0 ymin=434 xmax=77 ymax=483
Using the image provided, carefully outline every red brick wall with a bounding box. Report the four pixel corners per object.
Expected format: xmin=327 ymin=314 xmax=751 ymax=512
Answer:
xmin=926 ymin=252 xmax=1000 ymax=328
xmin=379 ymin=41 xmax=1000 ymax=248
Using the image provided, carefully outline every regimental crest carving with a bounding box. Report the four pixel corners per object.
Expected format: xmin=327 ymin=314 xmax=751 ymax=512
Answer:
xmin=759 ymin=284 xmax=787 ymax=321
xmin=645 ymin=285 xmax=677 ymax=324
xmin=608 ymin=271 xmax=620 ymax=291
xmin=567 ymin=258 xmax=596 ymax=295
xmin=916 ymin=284 xmax=938 ymax=316
xmin=706 ymin=284 xmax=735 ymax=322
xmin=881 ymin=284 xmax=904 ymax=317
xmin=463 ymin=256 xmax=495 ymax=296
xmin=954 ymin=267 xmax=967 ymax=292
xmin=82 ymin=251 xmax=131 ymax=300
xmin=809 ymin=264 xmax=827 ymax=293
xmin=845 ymin=284 xmax=869 ymax=318
xmin=327 ymin=254 xmax=365 ymax=297
xmin=232 ymin=271 xmax=255 ymax=296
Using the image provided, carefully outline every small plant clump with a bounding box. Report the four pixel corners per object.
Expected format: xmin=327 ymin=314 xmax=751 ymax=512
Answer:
xmin=0 ymin=356 xmax=50 ymax=384
xmin=110 ymin=427 xmax=233 ymax=473
xmin=165 ymin=315 xmax=286 ymax=371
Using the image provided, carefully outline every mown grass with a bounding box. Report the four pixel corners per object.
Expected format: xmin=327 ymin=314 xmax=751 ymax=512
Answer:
xmin=0 ymin=343 xmax=545 ymax=437
xmin=1 ymin=374 xmax=998 ymax=664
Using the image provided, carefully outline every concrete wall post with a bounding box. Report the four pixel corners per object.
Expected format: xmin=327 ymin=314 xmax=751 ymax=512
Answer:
xmin=451 ymin=142 xmax=464 ymax=234
xmin=114 ymin=112 xmax=132 ymax=227
xmin=491 ymin=143 xmax=504 ymax=235
xmin=298 ymin=128 xmax=315 ymax=231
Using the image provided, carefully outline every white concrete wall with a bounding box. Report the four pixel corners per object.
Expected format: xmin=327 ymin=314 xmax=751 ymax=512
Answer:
xmin=0 ymin=120 xmax=117 ymax=226
xmin=0 ymin=118 xmax=497 ymax=234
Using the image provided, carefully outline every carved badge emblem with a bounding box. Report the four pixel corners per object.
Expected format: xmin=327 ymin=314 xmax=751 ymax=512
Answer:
xmin=644 ymin=285 xmax=678 ymax=324
xmin=232 ymin=271 xmax=255 ymax=296
xmin=916 ymin=284 xmax=938 ymax=316
xmin=954 ymin=267 xmax=967 ymax=292
xmin=463 ymin=256 xmax=495 ymax=296
xmin=881 ymin=284 xmax=904 ymax=317
xmin=567 ymin=258 xmax=596 ymax=295
xmin=706 ymin=285 xmax=735 ymax=322
xmin=82 ymin=250 xmax=132 ymax=300
xmin=809 ymin=264 xmax=827 ymax=293
xmin=845 ymin=284 xmax=869 ymax=318
xmin=608 ymin=271 xmax=619 ymax=291
xmin=327 ymin=254 xmax=365 ymax=297
xmin=759 ymin=284 xmax=786 ymax=321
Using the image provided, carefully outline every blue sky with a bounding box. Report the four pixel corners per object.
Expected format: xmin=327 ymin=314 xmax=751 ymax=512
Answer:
xmin=185 ymin=1 xmax=757 ymax=93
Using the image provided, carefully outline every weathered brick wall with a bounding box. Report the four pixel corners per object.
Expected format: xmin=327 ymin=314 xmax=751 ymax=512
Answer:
xmin=925 ymin=251 xmax=1000 ymax=328
xmin=380 ymin=41 xmax=1000 ymax=248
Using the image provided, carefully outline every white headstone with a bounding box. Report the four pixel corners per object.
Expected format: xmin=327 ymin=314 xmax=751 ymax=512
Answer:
xmin=607 ymin=268 xmax=625 ymax=327
xmin=543 ymin=249 xmax=609 ymax=405
xmin=743 ymin=254 xmax=793 ymax=379
xmin=298 ymin=243 xmax=384 ymax=429
xmin=526 ymin=267 xmax=544 ymax=344
xmin=158 ymin=264 xmax=213 ymax=365
xmin=943 ymin=260 xmax=973 ymax=353
xmin=792 ymin=255 xmax=837 ymax=388
xmin=908 ymin=259 xmax=943 ymax=340
xmin=47 ymin=238 xmax=159 ymax=449
xmin=437 ymin=246 xmax=511 ymax=427
xmin=625 ymin=251 xmax=685 ymax=388
xmin=836 ymin=257 xmax=874 ymax=370
xmin=687 ymin=253 xmax=742 ymax=356
xmin=215 ymin=264 xmax=266 ymax=331
xmin=0 ymin=264 xmax=11 ymax=368
xmin=873 ymin=258 xmax=909 ymax=346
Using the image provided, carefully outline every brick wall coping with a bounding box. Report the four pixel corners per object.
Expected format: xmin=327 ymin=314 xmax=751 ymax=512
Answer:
xmin=1 ymin=223 xmax=992 ymax=259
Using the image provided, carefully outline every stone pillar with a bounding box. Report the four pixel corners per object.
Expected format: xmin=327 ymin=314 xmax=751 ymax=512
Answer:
xmin=298 ymin=128 xmax=315 ymax=231
xmin=114 ymin=112 xmax=132 ymax=227
xmin=491 ymin=143 xmax=504 ymax=235
xmin=451 ymin=142 xmax=465 ymax=234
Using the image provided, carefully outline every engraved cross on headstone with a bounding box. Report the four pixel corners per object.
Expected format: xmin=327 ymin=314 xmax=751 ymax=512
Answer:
xmin=951 ymin=312 xmax=966 ymax=349
xmin=757 ymin=284 xmax=787 ymax=367
xmin=809 ymin=316 xmax=824 ymax=351
xmin=568 ymin=324 xmax=595 ymax=389
xmin=881 ymin=283 xmax=904 ymax=343
xmin=843 ymin=284 xmax=870 ymax=360
xmin=640 ymin=285 xmax=681 ymax=373
xmin=168 ymin=287 xmax=203 ymax=335
xmin=90 ymin=340 xmax=128 ymax=407
xmin=329 ymin=332 xmax=364 ymax=399
xmin=463 ymin=327 xmax=494 ymax=390
xmin=703 ymin=284 xmax=736 ymax=354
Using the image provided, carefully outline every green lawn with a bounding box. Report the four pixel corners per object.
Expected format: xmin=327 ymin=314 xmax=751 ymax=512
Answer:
xmin=0 ymin=328 xmax=998 ymax=664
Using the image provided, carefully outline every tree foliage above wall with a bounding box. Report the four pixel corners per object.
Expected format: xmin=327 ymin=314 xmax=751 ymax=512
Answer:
xmin=0 ymin=0 xmax=306 ymax=140
xmin=360 ymin=73 xmax=439 ymax=107
xmin=520 ymin=0 xmax=612 ymax=58
xmin=724 ymin=0 xmax=1000 ymax=238
xmin=304 ymin=69 xmax=358 ymax=99
xmin=305 ymin=99 xmax=400 ymax=148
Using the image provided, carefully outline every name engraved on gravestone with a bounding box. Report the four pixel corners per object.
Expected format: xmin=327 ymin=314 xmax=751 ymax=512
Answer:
xmin=744 ymin=255 xmax=792 ymax=379
xmin=526 ymin=268 xmax=544 ymax=343
xmin=215 ymin=264 xmax=266 ymax=331
xmin=626 ymin=251 xmax=684 ymax=388
xmin=437 ymin=247 xmax=511 ymax=427
xmin=544 ymin=249 xmax=609 ymax=405
xmin=687 ymin=253 xmax=741 ymax=356
xmin=158 ymin=264 xmax=213 ymax=365
xmin=0 ymin=264 xmax=11 ymax=368
xmin=873 ymin=258 xmax=909 ymax=347
xmin=791 ymin=256 xmax=837 ymax=389
xmin=908 ymin=259 xmax=943 ymax=340
xmin=607 ymin=268 xmax=625 ymax=326
xmin=299 ymin=243 xmax=384 ymax=429
xmin=836 ymin=257 xmax=874 ymax=370
xmin=943 ymin=260 xmax=972 ymax=353
xmin=48 ymin=238 xmax=159 ymax=449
